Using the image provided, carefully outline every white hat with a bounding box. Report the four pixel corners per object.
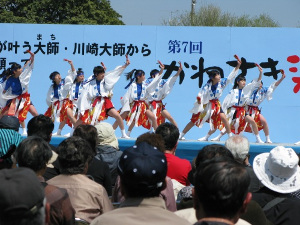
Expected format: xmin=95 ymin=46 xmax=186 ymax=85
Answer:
xmin=253 ymin=146 xmax=300 ymax=194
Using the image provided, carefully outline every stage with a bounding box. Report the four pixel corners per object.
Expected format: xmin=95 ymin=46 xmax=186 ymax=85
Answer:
xmin=50 ymin=137 xmax=300 ymax=165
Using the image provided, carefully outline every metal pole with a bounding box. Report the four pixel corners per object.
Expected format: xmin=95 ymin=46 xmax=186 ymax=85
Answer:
xmin=191 ymin=0 xmax=196 ymax=26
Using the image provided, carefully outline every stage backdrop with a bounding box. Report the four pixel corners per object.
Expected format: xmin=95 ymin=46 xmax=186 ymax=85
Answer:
xmin=1 ymin=24 xmax=300 ymax=143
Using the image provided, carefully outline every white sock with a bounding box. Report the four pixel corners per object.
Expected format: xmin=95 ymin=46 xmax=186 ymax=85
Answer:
xmin=179 ymin=132 xmax=186 ymax=139
xmin=127 ymin=130 xmax=131 ymax=136
xmin=121 ymin=129 xmax=126 ymax=136
xmin=57 ymin=129 xmax=62 ymax=135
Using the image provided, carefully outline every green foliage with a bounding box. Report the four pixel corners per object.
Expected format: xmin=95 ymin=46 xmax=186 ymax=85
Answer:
xmin=163 ymin=4 xmax=279 ymax=27
xmin=0 ymin=0 xmax=124 ymax=24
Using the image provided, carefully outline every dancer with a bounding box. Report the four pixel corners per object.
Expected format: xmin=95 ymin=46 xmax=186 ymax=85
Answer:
xmin=147 ymin=61 xmax=182 ymax=127
xmin=244 ymin=69 xmax=286 ymax=143
xmin=77 ymin=55 xmax=130 ymax=138
xmin=45 ymin=59 xmax=76 ymax=135
xmin=117 ymin=61 xmax=164 ymax=137
xmin=0 ymin=50 xmax=36 ymax=135
xmin=179 ymin=55 xmax=241 ymax=141
xmin=212 ymin=63 xmax=264 ymax=143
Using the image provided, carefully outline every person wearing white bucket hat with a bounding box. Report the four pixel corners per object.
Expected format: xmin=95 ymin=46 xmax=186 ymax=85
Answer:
xmin=252 ymin=146 xmax=300 ymax=225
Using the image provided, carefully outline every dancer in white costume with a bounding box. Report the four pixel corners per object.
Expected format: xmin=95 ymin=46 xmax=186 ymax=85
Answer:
xmin=117 ymin=61 xmax=165 ymax=137
xmin=211 ymin=63 xmax=264 ymax=143
xmin=77 ymin=55 xmax=130 ymax=138
xmin=244 ymin=69 xmax=286 ymax=143
xmin=0 ymin=50 xmax=36 ymax=135
xmin=145 ymin=61 xmax=182 ymax=127
xmin=45 ymin=59 xmax=76 ymax=135
xmin=179 ymin=55 xmax=241 ymax=141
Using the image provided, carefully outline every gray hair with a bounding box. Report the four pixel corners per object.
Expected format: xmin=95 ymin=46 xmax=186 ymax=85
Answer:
xmin=225 ymin=135 xmax=250 ymax=163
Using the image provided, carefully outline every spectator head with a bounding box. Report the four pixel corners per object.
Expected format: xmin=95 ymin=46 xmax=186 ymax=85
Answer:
xmin=27 ymin=115 xmax=54 ymax=143
xmin=0 ymin=167 xmax=48 ymax=225
xmin=0 ymin=115 xmax=20 ymax=131
xmin=136 ymin=132 xmax=165 ymax=153
xmin=118 ymin=142 xmax=167 ymax=198
xmin=95 ymin=122 xmax=119 ymax=149
xmin=225 ymin=135 xmax=250 ymax=164
xmin=194 ymin=158 xmax=251 ymax=222
xmin=155 ymin=122 xmax=179 ymax=151
xmin=15 ymin=136 xmax=53 ymax=175
xmin=188 ymin=144 xmax=234 ymax=185
xmin=73 ymin=124 xmax=98 ymax=155
xmin=253 ymin=146 xmax=300 ymax=194
xmin=57 ymin=136 xmax=93 ymax=175
xmin=0 ymin=127 xmax=22 ymax=169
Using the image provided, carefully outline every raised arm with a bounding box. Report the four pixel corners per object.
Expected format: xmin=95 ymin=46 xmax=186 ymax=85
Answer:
xmin=158 ymin=60 xmax=165 ymax=75
xmin=227 ymin=55 xmax=242 ymax=84
xmin=234 ymin=54 xmax=242 ymax=71
xmin=255 ymin=63 xmax=263 ymax=82
xmin=121 ymin=54 xmax=130 ymax=69
xmin=275 ymin=69 xmax=286 ymax=86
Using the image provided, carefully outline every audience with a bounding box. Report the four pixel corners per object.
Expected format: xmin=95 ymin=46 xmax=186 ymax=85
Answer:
xmin=0 ymin=115 xmax=22 ymax=169
xmin=95 ymin=122 xmax=122 ymax=189
xmin=91 ymin=142 xmax=191 ymax=225
xmin=175 ymin=144 xmax=271 ymax=225
xmin=0 ymin=167 xmax=49 ymax=225
xmin=193 ymin=158 xmax=252 ymax=225
xmin=27 ymin=114 xmax=58 ymax=178
xmin=73 ymin=124 xmax=112 ymax=196
xmin=156 ymin=122 xmax=192 ymax=197
xmin=252 ymin=146 xmax=300 ymax=225
xmin=15 ymin=136 xmax=75 ymax=225
xmin=112 ymin=132 xmax=177 ymax=212
xmin=47 ymin=137 xmax=113 ymax=223
xmin=225 ymin=135 xmax=263 ymax=192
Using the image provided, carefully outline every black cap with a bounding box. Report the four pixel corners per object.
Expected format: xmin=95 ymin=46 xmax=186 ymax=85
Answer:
xmin=0 ymin=168 xmax=44 ymax=220
xmin=0 ymin=115 xmax=20 ymax=131
xmin=118 ymin=142 xmax=167 ymax=190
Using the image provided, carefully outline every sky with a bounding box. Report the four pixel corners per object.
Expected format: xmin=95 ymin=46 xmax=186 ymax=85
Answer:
xmin=110 ymin=0 xmax=300 ymax=27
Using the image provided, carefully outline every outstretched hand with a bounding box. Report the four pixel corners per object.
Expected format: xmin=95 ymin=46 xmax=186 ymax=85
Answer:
xmin=280 ymin=69 xmax=286 ymax=79
xmin=125 ymin=54 xmax=130 ymax=66
xmin=101 ymin=62 xmax=107 ymax=71
xmin=255 ymin=63 xmax=263 ymax=72
xmin=158 ymin=60 xmax=165 ymax=70
xmin=234 ymin=54 xmax=242 ymax=65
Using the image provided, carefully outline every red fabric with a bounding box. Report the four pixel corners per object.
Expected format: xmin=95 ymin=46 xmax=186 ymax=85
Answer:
xmin=150 ymin=100 xmax=165 ymax=126
xmin=17 ymin=92 xmax=31 ymax=122
xmin=127 ymin=100 xmax=151 ymax=129
xmin=2 ymin=92 xmax=31 ymax=122
xmin=190 ymin=99 xmax=222 ymax=129
xmin=165 ymin=153 xmax=192 ymax=186
xmin=245 ymin=105 xmax=263 ymax=133
xmin=231 ymin=106 xmax=246 ymax=134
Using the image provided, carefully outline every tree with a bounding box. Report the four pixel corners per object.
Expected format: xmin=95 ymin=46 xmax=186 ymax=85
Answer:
xmin=0 ymin=0 xmax=124 ymax=25
xmin=163 ymin=4 xmax=279 ymax=27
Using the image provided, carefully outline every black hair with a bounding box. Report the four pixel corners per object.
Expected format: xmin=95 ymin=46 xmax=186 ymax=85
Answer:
xmin=126 ymin=69 xmax=145 ymax=82
xmin=136 ymin=132 xmax=165 ymax=153
xmin=57 ymin=136 xmax=93 ymax=175
xmin=73 ymin=124 xmax=97 ymax=156
xmin=49 ymin=71 xmax=60 ymax=85
xmin=188 ymin=144 xmax=234 ymax=185
xmin=155 ymin=122 xmax=179 ymax=150
xmin=15 ymin=136 xmax=52 ymax=172
xmin=0 ymin=62 xmax=21 ymax=78
xmin=27 ymin=115 xmax=54 ymax=143
xmin=206 ymin=69 xmax=220 ymax=83
xmin=194 ymin=157 xmax=250 ymax=219
xmin=150 ymin=69 xmax=159 ymax=78
xmin=93 ymin=66 xmax=105 ymax=76
xmin=233 ymin=74 xmax=246 ymax=89
xmin=195 ymin=144 xmax=234 ymax=168
xmin=75 ymin=68 xmax=84 ymax=83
